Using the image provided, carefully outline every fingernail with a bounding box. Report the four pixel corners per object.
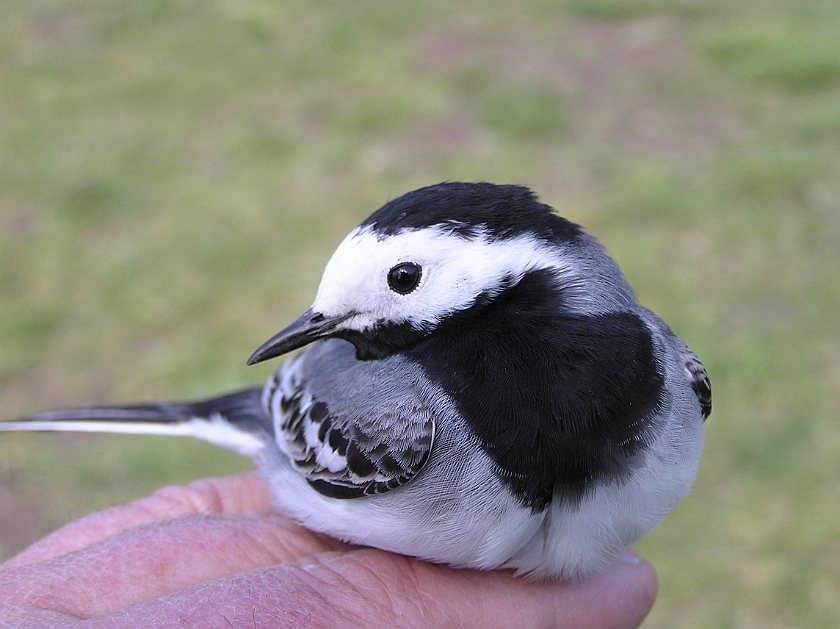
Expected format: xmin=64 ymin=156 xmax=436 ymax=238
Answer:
xmin=615 ymin=550 xmax=642 ymax=565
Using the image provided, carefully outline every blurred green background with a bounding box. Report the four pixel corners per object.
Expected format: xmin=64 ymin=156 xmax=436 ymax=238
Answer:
xmin=1 ymin=0 xmax=838 ymax=627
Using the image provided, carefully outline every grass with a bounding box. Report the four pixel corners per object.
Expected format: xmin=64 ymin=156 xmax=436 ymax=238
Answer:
xmin=1 ymin=1 xmax=839 ymax=627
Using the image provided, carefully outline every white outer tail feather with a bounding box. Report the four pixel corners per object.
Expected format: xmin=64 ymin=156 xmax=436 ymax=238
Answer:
xmin=0 ymin=414 xmax=266 ymax=458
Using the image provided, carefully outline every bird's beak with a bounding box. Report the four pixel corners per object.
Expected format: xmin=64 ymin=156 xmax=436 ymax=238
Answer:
xmin=246 ymin=309 xmax=351 ymax=365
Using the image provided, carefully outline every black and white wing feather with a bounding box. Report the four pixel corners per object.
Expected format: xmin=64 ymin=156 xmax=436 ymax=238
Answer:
xmin=675 ymin=346 xmax=712 ymax=420
xmin=266 ymin=342 xmax=436 ymax=499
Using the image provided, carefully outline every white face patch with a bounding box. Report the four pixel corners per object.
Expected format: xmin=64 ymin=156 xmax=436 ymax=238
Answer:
xmin=310 ymin=226 xmax=580 ymax=332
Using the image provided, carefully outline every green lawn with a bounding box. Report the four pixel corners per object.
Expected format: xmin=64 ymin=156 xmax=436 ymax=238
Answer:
xmin=1 ymin=1 xmax=839 ymax=627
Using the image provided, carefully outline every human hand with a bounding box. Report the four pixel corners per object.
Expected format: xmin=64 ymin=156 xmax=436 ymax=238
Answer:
xmin=0 ymin=471 xmax=657 ymax=628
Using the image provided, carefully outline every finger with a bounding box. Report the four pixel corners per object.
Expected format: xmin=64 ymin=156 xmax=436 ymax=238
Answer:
xmin=3 ymin=470 xmax=271 ymax=569
xmin=88 ymin=549 xmax=657 ymax=629
xmin=0 ymin=510 xmax=350 ymax=622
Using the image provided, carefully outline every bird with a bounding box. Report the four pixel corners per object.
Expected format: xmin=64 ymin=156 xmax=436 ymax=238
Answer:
xmin=0 ymin=182 xmax=710 ymax=580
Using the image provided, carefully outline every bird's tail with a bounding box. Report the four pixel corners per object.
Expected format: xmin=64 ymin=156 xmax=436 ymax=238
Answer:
xmin=0 ymin=388 xmax=271 ymax=458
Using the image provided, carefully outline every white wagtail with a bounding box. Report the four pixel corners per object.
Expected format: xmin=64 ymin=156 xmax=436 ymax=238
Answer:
xmin=0 ymin=182 xmax=710 ymax=579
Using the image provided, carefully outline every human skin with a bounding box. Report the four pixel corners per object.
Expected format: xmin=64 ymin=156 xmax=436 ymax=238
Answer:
xmin=0 ymin=471 xmax=657 ymax=628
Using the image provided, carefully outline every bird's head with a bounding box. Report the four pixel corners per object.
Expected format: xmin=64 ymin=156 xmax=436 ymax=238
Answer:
xmin=248 ymin=182 xmax=636 ymax=364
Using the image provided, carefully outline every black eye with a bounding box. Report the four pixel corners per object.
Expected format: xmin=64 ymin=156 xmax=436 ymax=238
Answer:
xmin=387 ymin=263 xmax=422 ymax=294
